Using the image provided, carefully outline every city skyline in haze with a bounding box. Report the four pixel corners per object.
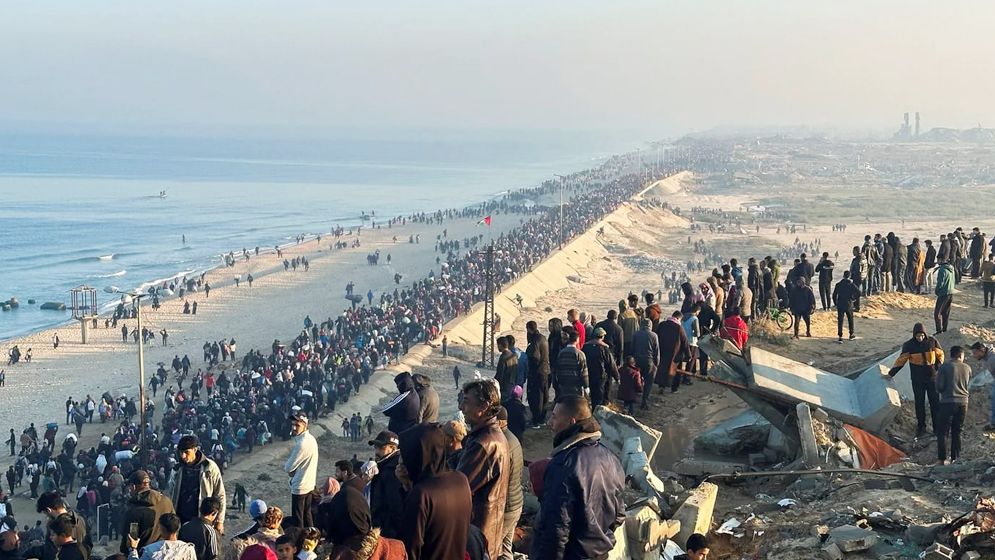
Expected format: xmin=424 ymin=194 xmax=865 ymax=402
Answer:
xmin=3 ymin=0 xmax=994 ymax=137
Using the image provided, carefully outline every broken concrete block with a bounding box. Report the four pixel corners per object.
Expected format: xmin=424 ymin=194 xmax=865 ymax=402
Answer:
xmin=624 ymin=504 xmax=680 ymax=559
xmin=828 ymin=524 xmax=878 ymax=553
xmin=673 ymin=482 xmax=717 ymax=547
xmin=868 ymin=541 xmax=902 ymax=559
xmin=595 ymin=406 xmax=662 ymax=464
xmin=694 ymin=410 xmax=771 ymax=455
xmin=748 ymin=452 xmax=767 ymax=467
xmin=606 ymin=523 xmax=630 ymax=560
xmin=922 ymin=543 xmax=954 ymax=560
xmin=821 ymin=542 xmax=843 ymax=560
xmin=960 ymin=552 xmax=981 ymax=560
xmin=812 ymin=407 xmax=830 ymax=422
xmin=796 ymin=403 xmax=822 ymax=467
xmin=905 ymin=522 xmax=944 ymax=546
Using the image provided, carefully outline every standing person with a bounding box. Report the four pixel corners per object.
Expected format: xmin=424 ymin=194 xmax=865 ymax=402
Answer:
xmin=969 ymin=228 xmax=986 ymax=278
xmin=934 ymin=257 xmax=956 ymax=334
xmin=501 ymin=386 xmax=528 ymax=444
xmin=567 ymin=309 xmax=586 ymax=349
xmin=595 ymin=310 xmax=624 ymax=368
xmin=367 ymin=431 xmax=404 ymax=539
xmin=384 ymin=373 xmax=420 ymax=434
xmin=619 ymin=296 xmax=640 ymax=351
xmin=169 ymin=436 xmax=226 ymax=534
xmin=45 ymin=516 xmax=88 ymax=560
xmin=935 ymin=346 xmax=971 ymax=465
xmin=411 ymin=374 xmax=439 ymax=424
xmin=815 ymin=252 xmax=835 ymax=311
xmin=981 ymin=254 xmax=995 ymax=308
xmin=457 ymin=380 xmax=510 ymax=560
xmin=970 ymin=342 xmax=995 ymax=431
xmin=530 ymin=396 xmax=625 ymax=560
xmin=496 ymin=407 xmax=523 ymax=560
xmin=125 ymin=514 xmax=196 ymax=560
xmin=617 ymin=356 xmax=644 ymax=415
xmin=888 ymin=324 xmax=944 ymax=438
xmin=832 ymin=271 xmax=860 ymax=343
xmin=582 ymin=328 xmax=618 ymax=407
xmin=682 ymin=304 xmax=701 ymax=377
xmin=656 ymin=312 xmax=690 ymax=393
xmin=441 ymin=335 xmax=448 ymax=358
xmin=525 ymin=321 xmax=551 ymax=428
xmin=789 ymin=278 xmax=816 ymax=339
xmin=283 ymin=412 xmax=318 ymax=528
xmin=893 ymin=236 xmax=908 ymax=293
xmin=720 ymin=308 xmax=749 ymax=351
xmin=881 ymin=233 xmax=894 ymax=293
xmin=119 ymin=470 xmax=175 ymax=554
xmin=632 ymin=319 xmax=659 ymax=410
xmin=553 ymin=326 xmax=588 ymax=399
xmin=398 ymin=423 xmax=472 ymax=560
xmin=909 ymin=238 xmax=926 ymax=294
xmin=177 ymin=498 xmax=221 ymax=560
xmin=848 ymin=246 xmax=864 ymax=306
xmin=321 ymin=487 xmax=406 ymax=560
xmin=35 ymin=492 xmax=92 ymax=558
xmin=923 ymin=239 xmax=937 ymax=292
xmin=494 ymin=337 xmax=518 ymax=400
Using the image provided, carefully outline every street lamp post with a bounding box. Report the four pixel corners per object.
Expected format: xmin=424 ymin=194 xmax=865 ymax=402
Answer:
xmin=115 ymin=289 xmax=148 ymax=467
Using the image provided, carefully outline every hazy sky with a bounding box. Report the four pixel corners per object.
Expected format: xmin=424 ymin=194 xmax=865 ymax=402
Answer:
xmin=2 ymin=1 xmax=993 ymax=135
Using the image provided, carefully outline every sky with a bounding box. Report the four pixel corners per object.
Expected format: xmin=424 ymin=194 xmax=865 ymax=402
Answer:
xmin=2 ymin=0 xmax=994 ymax=136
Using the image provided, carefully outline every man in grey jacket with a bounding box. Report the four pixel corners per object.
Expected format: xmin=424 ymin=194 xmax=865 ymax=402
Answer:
xmin=283 ymin=411 xmax=318 ymax=527
xmin=632 ymin=319 xmax=660 ymax=409
xmin=935 ymin=346 xmax=972 ymax=465
xmin=170 ymin=436 xmax=225 ymax=535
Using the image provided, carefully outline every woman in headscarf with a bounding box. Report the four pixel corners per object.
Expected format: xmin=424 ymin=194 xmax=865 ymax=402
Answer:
xmin=324 ymin=486 xmax=406 ymax=560
xmin=314 ymin=477 xmax=341 ymax=538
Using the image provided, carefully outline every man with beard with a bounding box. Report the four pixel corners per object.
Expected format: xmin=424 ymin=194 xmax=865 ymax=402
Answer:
xmin=169 ymin=436 xmax=225 ymax=534
xmin=367 ymin=431 xmax=404 ymax=538
xmin=888 ymin=323 xmax=945 ymax=438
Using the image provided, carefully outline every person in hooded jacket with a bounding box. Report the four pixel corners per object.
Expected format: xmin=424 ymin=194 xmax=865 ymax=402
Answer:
xmin=525 ymin=321 xmax=551 ymax=428
xmin=582 ymin=328 xmax=619 ymax=407
xmin=530 ymin=396 xmax=625 ymax=560
xmin=893 ymin=236 xmax=908 ymax=293
xmin=383 ymin=373 xmax=420 ymax=435
xmin=888 ymin=323 xmax=945 ymax=437
xmin=119 ymin=470 xmax=175 ymax=554
xmin=679 ymin=282 xmax=695 ymax=316
xmin=832 ymin=271 xmax=860 ymax=342
xmin=789 ymin=278 xmax=816 ymax=339
xmin=323 ymin=487 xmax=406 ymax=560
xmin=366 ymin=432 xmax=404 ymax=539
xmin=398 ymin=423 xmax=471 ymax=560
xmin=655 ymin=312 xmax=690 ymax=393
xmin=410 ymin=375 xmax=439 ymax=424
xmin=594 ymin=311 xmax=623 ymax=368
xmin=494 ymin=337 xmax=519 ymax=400
xmin=546 ymin=318 xmax=565 ymax=395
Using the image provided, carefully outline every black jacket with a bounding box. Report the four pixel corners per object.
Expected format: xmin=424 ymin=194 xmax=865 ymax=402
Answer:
xmin=369 ymin=451 xmax=405 ymax=538
xmin=815 ymin=259 xmax=835 ymax=284
xmin=501 ymin=397 xmax=528 ymax=443
xmin=385 ymin=373 xmax=420 ymax=434
xmin=177 ymin=518 xmax=219 ymax=560
xmin=594 ymin=319 xmax=624 ymax=366
xmin=832 ymin=278 xmax=860 ymax=311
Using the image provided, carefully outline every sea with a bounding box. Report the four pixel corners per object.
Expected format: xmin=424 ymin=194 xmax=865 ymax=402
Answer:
xmin=0 ymin=128 xmax=646 ymax=341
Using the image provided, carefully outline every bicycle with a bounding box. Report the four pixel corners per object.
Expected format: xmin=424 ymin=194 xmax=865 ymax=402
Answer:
xmin=764 ymin=302 xmax=794 ymax=331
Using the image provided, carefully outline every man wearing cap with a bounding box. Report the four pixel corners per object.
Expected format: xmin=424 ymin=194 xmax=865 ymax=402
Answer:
xmin=367 ymin=431 xmax=404 ymax=538
xmin=119 ymin=469 xmax=175 ymax=554
xmin=283 ymin=411 xmax=317 ymax=528
xmin=582 ymin=327 xmax=619 ymax=407
xmin=232 ymin=499 xmax=266 ymax=541
xmin=170 ymin=436 xmax=226 ymax=535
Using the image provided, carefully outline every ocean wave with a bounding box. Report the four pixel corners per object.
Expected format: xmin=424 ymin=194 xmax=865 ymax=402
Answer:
xmin=95 ymin=270 xmax=127 ymax=278
xmin=98 ymin=254 xmax=115 ymax=260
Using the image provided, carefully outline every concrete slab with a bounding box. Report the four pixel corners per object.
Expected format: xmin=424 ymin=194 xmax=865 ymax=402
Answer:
xmin=595 ymin=406 xmax=662 ymax=464
xmin=694 ymin=410 xmax=771 ymax=456
xmin=673 ymin=482 xmax=717 ymax=547
xmin=829 ymin=524 xmax=879 ymax=552
xmin=673 ymin=458 xmax=749 ymax=477
xmin=796 ymin=403 xmax=822 ymax=467
xmin=605 ymin=523 xmax=630 ymax=560
xmin=624 ymin=504 xmax=681 ymax=559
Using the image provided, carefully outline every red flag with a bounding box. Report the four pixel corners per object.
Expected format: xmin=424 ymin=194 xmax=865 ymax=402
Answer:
xmin=477 ymin=215 xmax=492 ymax=226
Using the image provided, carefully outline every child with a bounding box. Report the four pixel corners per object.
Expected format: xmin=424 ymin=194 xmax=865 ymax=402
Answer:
xmin=618 ymin=356 xmax=644 ymax=415
xmin=274 ymin=534 xmax=299 ymax=560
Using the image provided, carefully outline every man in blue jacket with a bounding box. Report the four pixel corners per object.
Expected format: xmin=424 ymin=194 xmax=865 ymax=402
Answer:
xmin=531 ymin=396 xmax=625 ymax=560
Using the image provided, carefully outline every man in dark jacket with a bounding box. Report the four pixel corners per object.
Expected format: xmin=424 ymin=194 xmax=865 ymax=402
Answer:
xmin=789 ymin=278 xmax=816 ymax=339
xmin=696 ymin=302 xmax=721 ymax=377
xmin=554 ymin=327 xmax=588 ymax=399
xmin=656 ymin=312 xmax=690 ymax=393
xmin=384 ymin=372 xmax=420 ymax=434
xmin=531 ymin=396 xmax=625 ymax=560
xmin=793 ymin=253 xmax=815 ymax=286
xmin=747 ymin=259 xmax=762 ymax=318
xmin=497 ymin=407 xmax=524 ymax=560
xmin=457 ymin=380 xmax=510 ymax=560
xmin=170 ymin=436 xmax=225 ymax=533
xmin=888 ymin=323 xmax=945 ymax=437
xmin=815 ymin=252 xmax=835 ymax=311
xmin=924 ymin=239 xmax=937 ymax=291
xmin=501 ymin=387 xmax=528 ymax=443
xmin=412 ymin=374 xmax=440 ymax=423
xmin=832 ymin=271 xmax=860 ymax=343
xmin=582 ymin=328 xmax=619 ymax=407
xmin=399 ymin=423 xmax=472 ymax=560
xmin=45 ymin=517 xmax=87 ymax=560
xmin=367 ymin=431 xmax=404 ymax=538
xmin=119 ymin=470 xmax=175 ymax=554
xmin=893 ymin=236 xmax=908 ymax=293
xmin=632 ymin=319 xmax=659 ymax=409
xmin=970 ymin=228 xmax=986 ymax=278
xmin=525 ymin=321 xmax=551 ymax=428
xmin=177 ymin=497 xmax=220 ymax=560
xmin=594 ymin=311 xmax=624 ymax=367
xmin=31 ymin=492 xmax=92 ymax=560
xmin=494 ymin=337 xmax=519 ymax=399
xmin=882 ymin=233 xmax=895 ymax=293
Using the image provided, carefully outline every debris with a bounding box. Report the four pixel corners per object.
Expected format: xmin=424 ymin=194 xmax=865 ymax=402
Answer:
xmin=821 ymin=541 xmax=844 ymax=560
xmin=960 ymin=552 xmax=981 ymax=560
xmin=672 ymin=482 xmax=718 ymax=547
xmin=905 ymin=522 xmax=945 ymax=546
xmin=797 ymin=403 xmax=823 ymax=467
xmin=595 ymin=406 xmax=662 ymax=464
xmin=693 ymin=410 xmax=771 ymax=455
xmin=623 ymin=502 xmax=680 ymax=558
xmin=716 ymin=517 xmax=741 ymax=536
xmin=864 ymin=479 xmax=903 ymax=490
xmin=673 ymin=458 xmax=748 ymax=477
xmin=828 ymin=524 xmax=879 ymax=552
xmin=921 ymin=542 xmax=955 ymax=560
xmin=868 ymin=541 xmax=902 ymax=559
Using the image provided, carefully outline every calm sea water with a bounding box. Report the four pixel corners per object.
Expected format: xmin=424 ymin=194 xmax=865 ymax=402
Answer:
xmin=0 ymin=128 xmax=644 ymax=340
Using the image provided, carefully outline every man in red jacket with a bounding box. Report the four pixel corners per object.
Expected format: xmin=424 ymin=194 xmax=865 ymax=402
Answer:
xmin=567 ymin=309 xmax=586 ymax=349
xmin=720 ymin=308 xmax=749 ymax=350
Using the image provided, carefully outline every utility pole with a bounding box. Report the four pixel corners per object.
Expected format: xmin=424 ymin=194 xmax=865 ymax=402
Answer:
xmin=480 ymin=243 xmax=495 ymax=367
xmin=133 ymin=293 xmax=148 ymax=468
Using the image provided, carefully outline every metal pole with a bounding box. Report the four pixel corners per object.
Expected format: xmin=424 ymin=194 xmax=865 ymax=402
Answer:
xmin=135 ymin=295 xmax=147 ymax=467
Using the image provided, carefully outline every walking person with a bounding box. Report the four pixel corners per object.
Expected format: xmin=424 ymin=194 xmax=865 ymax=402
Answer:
xmin=832 ymin=271 xmax=860 ymax=343
xmin=934 ymin=257 xmax=956 ymax=334
xmin=283 ymin=411 xmax=318 ymax=528
xmin=935 ymin=346 xmax=971 ymax=465
xmin=887 ymin=324 xmax=944 ymax=438
xmin=632 ymin=319 xmax=659 ymax=410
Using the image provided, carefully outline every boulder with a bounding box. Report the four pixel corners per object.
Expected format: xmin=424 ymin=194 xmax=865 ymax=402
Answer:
xmin=694 ymin=410 xmax=771 ymax=456
xmin=40 ymin=301 xmax=66 ymax=311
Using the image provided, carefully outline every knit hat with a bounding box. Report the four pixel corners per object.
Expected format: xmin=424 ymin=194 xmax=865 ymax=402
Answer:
xmin=248 ymin=499 xmax=267 ymax=519
xmin=177 ymin=435 xmax=200 ymax=451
